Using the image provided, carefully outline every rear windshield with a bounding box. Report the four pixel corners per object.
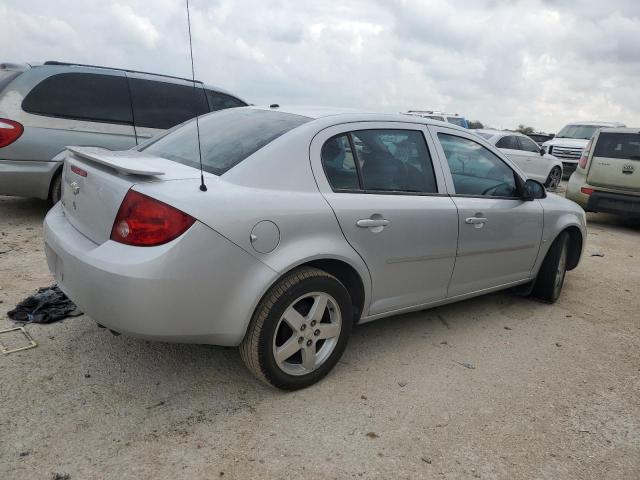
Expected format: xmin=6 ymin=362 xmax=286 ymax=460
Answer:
xmin=556 ymin=124 xmax=603 ymax=140
xmin=593 ymin=132 xmax=640 ymax=161
xmin=141 ymin=108 xmax=311 ymax=175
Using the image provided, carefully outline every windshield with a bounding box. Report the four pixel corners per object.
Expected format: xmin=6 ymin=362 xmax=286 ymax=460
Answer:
xmin=447 ymin=117 xmax=467 ymax=128
xmin=556 ymin=124 xmax=604 ymax=140
xmin=142 ymin=109 xmax=311 ymax=175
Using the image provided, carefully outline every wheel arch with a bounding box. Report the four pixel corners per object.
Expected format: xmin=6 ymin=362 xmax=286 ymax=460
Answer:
xmin=563 ymin=225 xmax=583 ymax=271
xmin=256 ymin=256 xmax=370 ymax=327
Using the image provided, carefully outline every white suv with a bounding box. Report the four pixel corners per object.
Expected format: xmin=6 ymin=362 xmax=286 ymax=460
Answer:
xmin=542 ymin=122 xmax=625 ymax=178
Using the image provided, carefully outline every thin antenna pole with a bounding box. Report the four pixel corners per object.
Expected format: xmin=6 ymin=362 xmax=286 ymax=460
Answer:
xmin=186 ymin=0 xmax=207 ymax=192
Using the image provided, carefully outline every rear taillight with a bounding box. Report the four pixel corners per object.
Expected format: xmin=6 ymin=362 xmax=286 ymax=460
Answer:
xmin=581 ymin=187 xmax=595 ymax=196
xmin=578 ymin=139 xmax=592 ymax=169
xmin=110 ymin=190 xmax=195 ymax=246
xmin=0 ymin=119 xmax=24 ymax=148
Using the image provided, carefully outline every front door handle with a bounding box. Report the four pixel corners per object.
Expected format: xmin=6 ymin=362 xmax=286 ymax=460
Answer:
xmin=357 ymin=218 xmax=390 ymax=228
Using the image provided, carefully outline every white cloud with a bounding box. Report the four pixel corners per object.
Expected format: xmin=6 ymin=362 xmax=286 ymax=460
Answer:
xmin=1 ymin=0 xmax=639 ymax=132
xmin=110 ymin=3 xmax=160 ymax=49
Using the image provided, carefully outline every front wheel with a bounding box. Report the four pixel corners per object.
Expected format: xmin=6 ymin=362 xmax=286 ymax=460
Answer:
xmin=533 ymin=232 xmax=569 ymax=303
xmin=545 ymin=166 xmax=562 ymax=190
xmin=240 ymin=267 xmax=353 ymax=390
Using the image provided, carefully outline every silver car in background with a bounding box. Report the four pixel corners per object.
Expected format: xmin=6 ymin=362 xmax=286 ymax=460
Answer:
xmin=43 ymin=107 xmax=586 ymax=390
xmin=0 ymin=61 xmax=246 ymax=203
xmin=474 ymin=129 xmax=563 ymax=189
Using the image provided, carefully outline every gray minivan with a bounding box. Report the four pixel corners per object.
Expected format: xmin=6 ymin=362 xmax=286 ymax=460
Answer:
xmin=0 ymin=61 xmax=247 ymax=202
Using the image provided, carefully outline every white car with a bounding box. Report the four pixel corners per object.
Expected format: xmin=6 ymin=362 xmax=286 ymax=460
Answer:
xmin=542 ymin=122 xmax=626 ymax=179
xmin=474 ymin=130 xmax=563 ymax=189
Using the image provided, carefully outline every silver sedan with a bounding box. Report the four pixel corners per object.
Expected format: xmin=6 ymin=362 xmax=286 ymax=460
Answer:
xmin=44 ymin=106 xmax=587 ymax=390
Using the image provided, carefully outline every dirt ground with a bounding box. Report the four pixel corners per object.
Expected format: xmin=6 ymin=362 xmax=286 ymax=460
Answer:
xmin=1 ymin=188 xmax=639 ymax=480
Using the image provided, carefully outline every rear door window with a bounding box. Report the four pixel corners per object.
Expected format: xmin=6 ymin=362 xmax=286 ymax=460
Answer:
xmin=593 ymin=132 xmax=640 ymax=160
xmin=22 ymin=72 xmax=132 ymax=124
xmin=205 ymin=90 xmax=247 ymax=111
xmin=321 ymin=135 xmax=359 ymax=190
xmin=128 ymin=78 xmax=209 ymax=130
xmin=321 ymin=129 xmax=438 ymax=193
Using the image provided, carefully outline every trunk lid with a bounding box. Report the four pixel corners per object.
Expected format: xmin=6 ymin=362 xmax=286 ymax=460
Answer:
xmin=587 ymin=131 xmax=640 ymax=192
xmin=61 ymin=147 xmax=203 ymax=244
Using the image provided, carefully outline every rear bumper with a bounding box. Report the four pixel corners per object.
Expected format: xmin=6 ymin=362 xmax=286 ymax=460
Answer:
xmin=0 ymin=159 xmax=61 ymax=199
xmin=586 ymin=191 xmax=640 ymax=216
xmin=43 ymin=203 xmax=277 ymax=345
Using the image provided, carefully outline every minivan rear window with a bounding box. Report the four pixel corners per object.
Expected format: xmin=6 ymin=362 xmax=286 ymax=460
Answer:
xmin=141 ymin=109 xmax=311 ymax=175
xmin=593 ymin=132 xmax=640 ymax=161
xmin=22 ymin=73 xmax=133 ymax=124
xmin=128 ymin=78 xmax=209 ymax=130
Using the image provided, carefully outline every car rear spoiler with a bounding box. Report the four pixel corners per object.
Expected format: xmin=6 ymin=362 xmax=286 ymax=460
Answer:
xmin=66 ymin=146 xmax=166 ymax=176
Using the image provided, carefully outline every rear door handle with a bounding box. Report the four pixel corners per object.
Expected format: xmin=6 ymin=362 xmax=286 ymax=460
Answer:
xmin=465 ymin=217 xmax=488 ymax=224
xmin=357 ymin=218 xmax=390 ymax=228
xmin=465 ymin=217 xmax=488 ymax=229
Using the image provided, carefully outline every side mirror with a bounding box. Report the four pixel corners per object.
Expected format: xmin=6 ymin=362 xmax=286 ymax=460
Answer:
xmin=539 ymin=148 xmax=545 ymax=156
xmin=522 ymin=179 xmax=546 ymax=200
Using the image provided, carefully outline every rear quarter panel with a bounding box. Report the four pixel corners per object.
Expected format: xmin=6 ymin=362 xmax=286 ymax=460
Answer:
xmin=132 ymin=126 xmax=373 ymax=317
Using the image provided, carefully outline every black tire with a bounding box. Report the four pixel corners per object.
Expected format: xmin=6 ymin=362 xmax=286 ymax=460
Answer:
xmin=545 ymin=166 xmax=562 ymax=189
xmin=240 ymin=267 xmax=353 ymax=390
xmin=532 ymin=232 xmax=569 ymax=303
xmin=50 ymin=172 xmax=62 ymax=204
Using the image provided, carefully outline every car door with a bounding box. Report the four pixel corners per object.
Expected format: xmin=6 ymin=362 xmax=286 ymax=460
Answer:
xmin=430 ymin=127 xmax=543 ymax=297
xmin=126 ymin=74 xmax=209 ymax=142
xmin=517 ymin=135 xmax=548 ymax=181
xmin=310 ymin=122 xmax=459 ymax=316
xmin=495 ymin=135 xmax=529 ymax=172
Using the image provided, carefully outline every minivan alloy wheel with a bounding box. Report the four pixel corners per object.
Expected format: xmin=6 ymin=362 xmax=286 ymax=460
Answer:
xmin=273 ymin=292 xmax=342 ymax=376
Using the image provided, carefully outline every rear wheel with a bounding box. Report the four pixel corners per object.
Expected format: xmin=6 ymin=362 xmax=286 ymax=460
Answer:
xmin=545 ymin=166 xmax=562 ymax=190
xmin=240 ymin=267 xmax=353 ymax=390
xmin=50 ymin=172 xmax=62 ymax=204
xmin=533 ymin=232 xmax=569 ymax=303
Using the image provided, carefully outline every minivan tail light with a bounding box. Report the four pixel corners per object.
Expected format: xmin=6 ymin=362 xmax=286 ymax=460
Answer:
xmin=578 ymin=139 xmax=592 ymax=169
xmin=110 ymin=190 xmax=195 ymax=246
xmin=0 ymin=119 xmax=24 ymax=148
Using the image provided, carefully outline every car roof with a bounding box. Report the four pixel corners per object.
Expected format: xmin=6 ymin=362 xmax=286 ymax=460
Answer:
xmin=474 ymin=129 xmax=524 ymax=138
xmin=22 ymin=61 xmax=242 ymax=99
xmin=248 ymin=105 xmax=471 ymax=131
xmin=565 ymin=121 xmax=625 ymax=127
xmin=598 ymin=127 xmax=640 ymax=134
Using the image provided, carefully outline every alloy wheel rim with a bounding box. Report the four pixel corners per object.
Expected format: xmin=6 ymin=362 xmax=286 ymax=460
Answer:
xmin=549 ymin=168 xmax=561 ymax=189
xmin=272 ymin=292 xmax=342 ymax=376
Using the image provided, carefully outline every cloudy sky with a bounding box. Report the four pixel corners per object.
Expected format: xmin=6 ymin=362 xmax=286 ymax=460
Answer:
xmin=2 ymin=0 xmax=639 ymax=131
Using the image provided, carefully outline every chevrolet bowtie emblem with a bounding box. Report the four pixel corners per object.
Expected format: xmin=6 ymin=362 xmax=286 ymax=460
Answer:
xmin=70 ymin=181 xmax=80 ymax=195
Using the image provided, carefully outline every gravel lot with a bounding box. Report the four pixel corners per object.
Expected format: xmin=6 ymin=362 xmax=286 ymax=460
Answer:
xmin=1 ymin=189 xmax=639 ymax=480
